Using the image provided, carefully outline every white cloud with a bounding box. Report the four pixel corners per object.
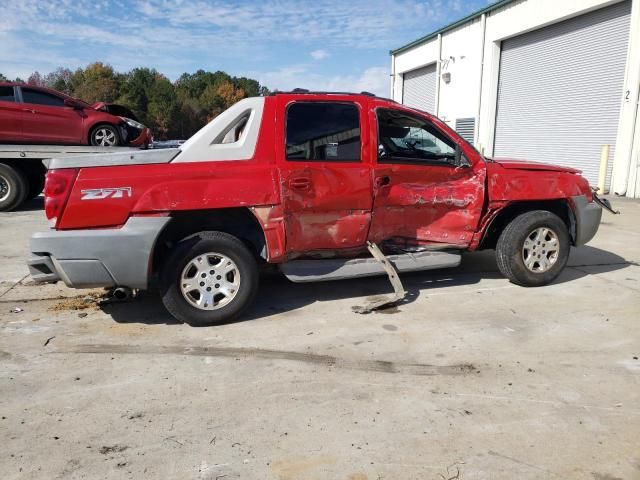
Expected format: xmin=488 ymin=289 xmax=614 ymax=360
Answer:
xmin=1 ymin=0 xmax=460 ymax=54
xmin=0 ymin=0 xmax=486 ymax=88
xmin=255 ymin=64 xmax=390 ymax=97
xmin=310 ymin=49 xmax=330 ymax=61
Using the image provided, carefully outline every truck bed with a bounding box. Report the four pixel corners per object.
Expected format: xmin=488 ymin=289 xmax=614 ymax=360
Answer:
xmin=0 ymin=145 xmax=144 ymax=212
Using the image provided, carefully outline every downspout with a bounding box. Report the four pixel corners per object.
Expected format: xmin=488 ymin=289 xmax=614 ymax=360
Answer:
xmin=435 ymin=33 xmax=443 ymax=116
xmin=390 ymin=54 xmax=396 ymax=100
xmin=475 ymin=13 xmax=487 ymax=148
xmin=616 ymin=85 xmax=640 ymax=196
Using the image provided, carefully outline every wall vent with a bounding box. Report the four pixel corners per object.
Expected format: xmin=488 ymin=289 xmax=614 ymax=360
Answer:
xmin=455 ymin=117 xmax=475 ymax=144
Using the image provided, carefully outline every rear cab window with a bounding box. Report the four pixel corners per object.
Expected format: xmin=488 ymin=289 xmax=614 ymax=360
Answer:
xmin=0 ymin=86 xmax=15 ymax=102
xmin=286 ymin=102 xmax=361 ymax=162
xmin=21 ymin=88 xmax=65 ymax=107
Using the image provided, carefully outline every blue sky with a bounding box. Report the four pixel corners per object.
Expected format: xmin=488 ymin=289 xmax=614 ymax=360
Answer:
xmin=1 ymin=0 xmax=492 ymax=96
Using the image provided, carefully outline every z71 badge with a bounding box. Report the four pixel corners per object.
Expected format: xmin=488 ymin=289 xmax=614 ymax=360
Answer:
xmin=80 ymin=187 xmax=132 ymax=200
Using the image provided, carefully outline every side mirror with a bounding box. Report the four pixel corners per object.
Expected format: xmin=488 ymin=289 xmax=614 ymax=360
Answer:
xmin=453 ymin=144 xmax=471 ymax=168
xmin=64 ymin=98 xmax=83 ymax=109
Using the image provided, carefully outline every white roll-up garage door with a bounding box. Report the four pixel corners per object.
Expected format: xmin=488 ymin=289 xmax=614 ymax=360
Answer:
xmin=402 ymin=64 xmax=437 ymax=113
xmin=494 ymin=0 xmax=631 ymax=188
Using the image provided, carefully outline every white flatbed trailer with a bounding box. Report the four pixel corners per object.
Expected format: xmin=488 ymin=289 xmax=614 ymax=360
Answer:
xmin=0 ymin=145 xmax=140 ymax=211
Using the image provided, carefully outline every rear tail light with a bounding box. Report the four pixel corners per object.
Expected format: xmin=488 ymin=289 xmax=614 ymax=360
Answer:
xmin=44 ymin=168 xmax=78 ymax=228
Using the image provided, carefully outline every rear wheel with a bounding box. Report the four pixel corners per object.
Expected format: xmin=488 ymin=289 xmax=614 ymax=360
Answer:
xmin=90 ymin=124 xmax=120 ymax=146
xmin=160 ymin=231 xmax=259 ymax=325
xmin=0 ymin=163 xmax=28 ymax=211
xmin=496 ymin=210 xmax=570 ymax=287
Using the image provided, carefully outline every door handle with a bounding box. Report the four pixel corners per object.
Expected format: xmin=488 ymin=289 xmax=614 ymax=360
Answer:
xmin=375 ymin=176 xmax=391 ymax=187
xmin=23 ymin=108 xmax=36 ymax=113
xmin=289 ymin=177 xmax=311 ymax=190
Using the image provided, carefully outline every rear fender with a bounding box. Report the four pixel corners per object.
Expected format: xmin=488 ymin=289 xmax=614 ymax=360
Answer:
xmin=150 ymin=206 xmax=286 ymax=277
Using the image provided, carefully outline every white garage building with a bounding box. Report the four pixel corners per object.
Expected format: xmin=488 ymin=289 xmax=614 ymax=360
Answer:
xmin=390 ymin=0 xmax=640 ymax=198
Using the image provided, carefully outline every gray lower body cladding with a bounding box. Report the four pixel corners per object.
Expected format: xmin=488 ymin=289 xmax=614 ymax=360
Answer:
xmin=280 ymin=250 xmax=462 ymax=283
xmin=28 ymin=217 xmax=170 ymax=289
xmin=572 ymin=194 xmax=603 ymax=246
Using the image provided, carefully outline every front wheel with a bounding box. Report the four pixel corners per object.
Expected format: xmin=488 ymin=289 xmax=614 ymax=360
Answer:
xmin=496 ymin=210 xmax=570 ymax=287
xmin=90 ymin=124 xmax=120 ymax=146
xmin=160 ymin=231 xmax=259 ymax=325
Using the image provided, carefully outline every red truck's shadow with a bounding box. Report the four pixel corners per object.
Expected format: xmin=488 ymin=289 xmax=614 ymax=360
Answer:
xmin=102 ymin=245 xmax=632 ymax=327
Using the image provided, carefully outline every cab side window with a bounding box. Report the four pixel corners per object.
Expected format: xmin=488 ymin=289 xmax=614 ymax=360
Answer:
xmin=286 ymin=102 xmax=360 ymax=161
xmin=21 ymin=88 xmax=65 ymax=107
xmin=0 ymin=86 xmax=15 ymax=102
xmin=377 ymin=108 xmax=456 ymax=164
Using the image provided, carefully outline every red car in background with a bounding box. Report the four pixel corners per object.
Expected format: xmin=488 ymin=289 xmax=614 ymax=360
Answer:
xmin=0 ymin=83 xmax=152 ymax=147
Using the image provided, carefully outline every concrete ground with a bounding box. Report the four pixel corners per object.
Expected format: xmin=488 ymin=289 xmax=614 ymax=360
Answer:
xmin=1 ymin=197 xmax=639 ymax=480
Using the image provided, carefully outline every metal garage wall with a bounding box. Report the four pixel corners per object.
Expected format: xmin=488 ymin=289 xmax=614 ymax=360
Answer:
xmin=402 ymin=64 xmax=437 ymax=113
xmin=493 ymin=0 xmax=631 ymax=188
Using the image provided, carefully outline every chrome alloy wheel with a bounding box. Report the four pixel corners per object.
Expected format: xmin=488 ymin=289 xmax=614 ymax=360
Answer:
xmin=93 ymin=127 xmax=117 ymax=146
xmin=180 ymin=253 xmax=241 ymax=310
xmin=522 ymin=227 xmax=559 ymax=273
xmin=0 ymin=174 xmax=9 ymax=202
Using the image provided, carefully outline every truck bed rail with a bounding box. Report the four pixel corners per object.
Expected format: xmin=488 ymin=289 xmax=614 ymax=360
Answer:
xmin=0 ymin=145 xmax=141 ymax=159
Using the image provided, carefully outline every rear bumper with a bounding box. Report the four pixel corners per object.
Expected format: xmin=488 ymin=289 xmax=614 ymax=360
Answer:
xmin=28 ymin=216 xmax=170 ymax=289
xmin=572 ymin=194 xmax=603 ymax=246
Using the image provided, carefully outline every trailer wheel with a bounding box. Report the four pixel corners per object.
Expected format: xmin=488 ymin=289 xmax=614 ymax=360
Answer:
xmin=0 ymin=163 xmax=28 ymax=211
xmin=160 ymin=231 xmax=259 ymax=325
xmin=496 ymin=210 xmax=570 ymax=287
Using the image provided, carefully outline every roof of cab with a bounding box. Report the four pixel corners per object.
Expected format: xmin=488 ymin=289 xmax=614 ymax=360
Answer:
xmin=269 ymin=89 xmax=397 ymax=102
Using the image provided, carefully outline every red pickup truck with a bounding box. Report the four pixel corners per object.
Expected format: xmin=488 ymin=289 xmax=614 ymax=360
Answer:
xmin=28 ymin=91 xmax=609 ymax=325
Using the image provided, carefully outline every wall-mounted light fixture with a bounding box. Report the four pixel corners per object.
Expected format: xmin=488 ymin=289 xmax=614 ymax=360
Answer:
xmin=442 ymin=72 xmax=452 ymax=84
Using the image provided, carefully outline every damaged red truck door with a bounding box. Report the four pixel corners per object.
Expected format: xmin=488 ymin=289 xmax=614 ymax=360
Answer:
xmin=368 ymin=103 xmax=485 ymax=248
xmin=277 ymin=98 xmax=373 ymax=253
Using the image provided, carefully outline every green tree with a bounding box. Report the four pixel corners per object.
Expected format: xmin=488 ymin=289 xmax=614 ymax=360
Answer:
xmin=174 ymin=98 xmax=205 ymax=139
xmin=44 ymin=68 xmax=74 ymax=95
xmin=147 ymin=75 xmax=178 ymax=139
xmin=71 ymin=63 xmax=121 ymax=103
xmin=118 ymin=67 xmax=157 ymax=122
xmin=200 ymin=81 xmax=247 ymax=121
xmin=27 ymin=71 xmax=46 ymax=86
xmin=233 ymin=77 xmax=260 ymax=97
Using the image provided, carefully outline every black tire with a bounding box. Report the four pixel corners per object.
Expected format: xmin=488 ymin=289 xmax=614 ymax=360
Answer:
xmin=160 ymin=231 xmax=259 ymax=325
xmin=0 ymin=163 xmax=28 ymax=211
xmin=496 ymin=210 xmax=570 ymax=287
xmin=90 ymin=124 xmax=120 ymax=146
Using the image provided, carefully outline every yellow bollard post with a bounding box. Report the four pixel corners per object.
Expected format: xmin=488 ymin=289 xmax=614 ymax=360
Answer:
xmin=598 ymin=144 xmax=610 ymax=193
